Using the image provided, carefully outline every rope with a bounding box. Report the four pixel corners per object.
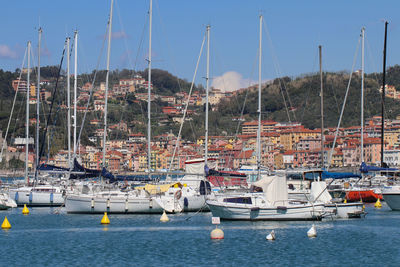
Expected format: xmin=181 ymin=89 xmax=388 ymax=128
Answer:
xmin=327 ymin=36 xmax=361 ymax=170
xmin=0 ymin=48 xmax=27 ymax=162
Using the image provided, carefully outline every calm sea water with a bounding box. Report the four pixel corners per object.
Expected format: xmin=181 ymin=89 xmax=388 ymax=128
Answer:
xmin=1 ymin=203 xmax=399 ymax=266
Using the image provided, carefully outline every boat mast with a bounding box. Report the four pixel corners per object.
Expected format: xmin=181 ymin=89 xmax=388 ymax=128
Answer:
xmin=205 ymin=25 xmax=210 ymax=167
xmin=361 ymin=27 xmax=365 ymax=164
xmin=381 ymin=21 xmax=388 ymax=167
xmin=257 ymin=15 xmax=262 ymax=180
xmin=25 ymin=41 xmax=31 ymax=184
xmin=73 ymin=30 xmax=78 ymax=160
xmin=67 ymin=37 xmax=71 ymax=171
xmin=36 ymin=28 xmax=42 ymax=176
xmin=319 ymin=45 xmax=324 ymax=169
xmin=147 ymin=0 xmax=153 ymax=176
xmin=102 ymin=0 xmax=114 ymax=173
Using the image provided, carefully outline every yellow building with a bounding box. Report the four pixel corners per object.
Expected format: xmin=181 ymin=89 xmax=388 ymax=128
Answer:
xmin=280 ymin=127 xmax=320 ymax=150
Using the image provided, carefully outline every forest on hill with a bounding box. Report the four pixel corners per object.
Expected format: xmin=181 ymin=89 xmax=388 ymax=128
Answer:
xmin=1 ymin=65 xmax=400 ymax=156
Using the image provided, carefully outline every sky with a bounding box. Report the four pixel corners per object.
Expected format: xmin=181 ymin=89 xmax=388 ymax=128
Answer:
xmin=1 ymin=0 xmax=399 ymax=91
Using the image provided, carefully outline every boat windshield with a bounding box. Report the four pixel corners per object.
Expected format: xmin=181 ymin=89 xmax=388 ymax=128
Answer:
xmin=223 ymin=197 xmax=252 ymax=204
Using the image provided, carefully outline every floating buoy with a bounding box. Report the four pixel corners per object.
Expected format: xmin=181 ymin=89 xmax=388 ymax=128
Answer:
xmin=343 ymin=198 xmax=347 ymax=204
xmin=374 ymin=198 xmax=382 ymax=208
xmin=307 ymin=224 xmax=317 ymax=238
xmin=1 ymin=216 xmax=11 ymax=230
xmin=211 ymin=227 xmax=224 ymax=240
xmin=266 ymin=230 xmax=275 ymax=241
xmin=160 ymin=210 xmax=169 ymax=222
xmin=22 ymin=204 xmax=29 ymax=215
xmin=101 ymin=212 xmax=110 ymax=224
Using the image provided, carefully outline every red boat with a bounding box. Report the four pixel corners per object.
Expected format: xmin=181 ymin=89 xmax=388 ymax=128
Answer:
xmin=345 ymin=189 xmax=382 ymax=203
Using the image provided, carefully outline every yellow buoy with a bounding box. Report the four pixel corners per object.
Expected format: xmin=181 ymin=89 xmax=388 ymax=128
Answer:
xmin=1 ymin=216 xmax=11 ymax=230
xmin=343 ymin=198 xmax=347 ymax=204
xmin=101 ymin=212 xmax=110 ymax=224
xmin=211 ymin=227 xmax=224 ymax=240
xmin=160 ymin=210 xmax=169 ymax=222
xmin=374 ymin=198 xmax=382 ymax=208
xmin=22 ymin=204 xmax=29 ymax=215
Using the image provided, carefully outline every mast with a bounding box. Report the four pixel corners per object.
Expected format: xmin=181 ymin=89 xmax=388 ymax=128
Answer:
xmin=361 ymin=27 xmax=365 ymax=164
xmin=319 ymin=45 xmax=324 ymax=169
xmin=257 ymin=15 xmax=262 ymax=179
xmin=381 ymin=21 xmax=388 ymax=167
xmin=147 ymin=0 xmax=152 ymax=175
xmin=102 ymin=0 xmax=114 ymax=172
xmin=25 ymin=41 xmax=31 ymax=183
xmin=67 ymin=37 xmax=71 ymax=170
xmin=205 ymin=25 xmax=210 ymax=167
xmin=36 ymin=28 xmax=42 ymax=175
xmin=73 ymin=30 xmax=78 ymax=159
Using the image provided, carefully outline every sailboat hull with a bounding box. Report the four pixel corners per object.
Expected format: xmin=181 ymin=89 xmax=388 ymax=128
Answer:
xmin=9 ymin=187 xmax=64 ymax=207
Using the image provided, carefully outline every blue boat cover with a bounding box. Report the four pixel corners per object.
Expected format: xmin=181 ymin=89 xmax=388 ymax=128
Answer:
xmin=359 ymin=162 xmax=397 ymax=173
xmin=321 ymin=171 xmax=361 ymax=179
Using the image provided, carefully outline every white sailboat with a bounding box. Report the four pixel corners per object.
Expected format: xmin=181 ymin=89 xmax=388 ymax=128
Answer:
xmin=9 ymin=32 xmax=65 ymax=206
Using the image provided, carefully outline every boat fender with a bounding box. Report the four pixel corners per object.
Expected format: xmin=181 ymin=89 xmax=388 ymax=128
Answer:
xmin=184 ymin=197 xmax=189 ymax=207
xmin=91 ymin=198 xmax=95 ymax=209
xmin=125 ymin=199 xmax=129 ymax=212
xmin=175 ymin=190 xmax=182 ymax=200
xmin=14 ymin=192 xmax=19 ymax=202
xmin=29 ymin=192 xmax=33 ymax=203
xmin=50 ymin=192 xmax=54 ymax=203
xmin=149 ymin=198 xmax=153 ymax=209
xmin=106 ymin=198 xmax=111 ymax=209
xmin=251 ymin=207 xmax=260 ymax=212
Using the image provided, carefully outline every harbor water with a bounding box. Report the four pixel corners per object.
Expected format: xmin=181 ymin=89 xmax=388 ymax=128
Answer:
xmin=1 ymin=203 xmax=399 ymax=266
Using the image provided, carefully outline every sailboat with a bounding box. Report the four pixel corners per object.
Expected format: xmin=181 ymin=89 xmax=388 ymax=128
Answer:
xmin=345 ymin=27 xmax=387 ymax=203
xmin=9 ymin=32 xmax=65 ymax=206
xmin=206 ymin=15 xmax=326 ymax=221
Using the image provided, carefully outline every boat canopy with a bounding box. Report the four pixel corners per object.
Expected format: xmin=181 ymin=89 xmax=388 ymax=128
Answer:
xmin=253 ymin=174 xmax=288 ymax=206
xmin=360 ymin=162 xmax=398 ymax=173
xmin=321 ymin=171 xmax=361 ymax=179
xmin=136 ymin=182 xmax=183 ymax=195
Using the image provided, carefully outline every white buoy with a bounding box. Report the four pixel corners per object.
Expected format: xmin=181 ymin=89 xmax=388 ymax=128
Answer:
xmin=266 ymin=230 xmax=275 ymax=241
xmin=307 ymin=224 xmax=317 ymax=238
xmin=160 ymin=210 xmax=169 ymax=222
xmin=210 ymin=226 xmax=224 ymax=239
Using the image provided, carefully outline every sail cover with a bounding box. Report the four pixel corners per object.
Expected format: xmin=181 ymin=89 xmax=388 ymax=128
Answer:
xmin=360 ymin=162 xmax=397 ymax=173
xmin=253 ymin=174 xmax=288 ymax=206
xmin=321 ymin=171 xmax=361 ymax=179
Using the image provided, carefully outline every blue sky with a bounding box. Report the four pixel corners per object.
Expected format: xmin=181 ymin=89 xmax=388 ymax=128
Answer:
xmin=0 ymin=0 xmax=399 ymax=90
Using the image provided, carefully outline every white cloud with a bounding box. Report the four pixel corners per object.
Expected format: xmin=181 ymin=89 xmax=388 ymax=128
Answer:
xmin=0 ymin=44 xmax=18 ymax=59
xmin=211 ymin=71 xmax=257 ymax=92
xmin=212 ymin=71 xmax=272 ymax=92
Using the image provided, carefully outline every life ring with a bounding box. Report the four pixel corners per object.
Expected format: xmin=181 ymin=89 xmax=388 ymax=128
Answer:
xmin=174 ymin=190 xmax=182 ymax=200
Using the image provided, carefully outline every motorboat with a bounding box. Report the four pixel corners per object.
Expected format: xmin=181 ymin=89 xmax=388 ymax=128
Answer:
xmin=206 ymin=174 xmax=326 ymax=221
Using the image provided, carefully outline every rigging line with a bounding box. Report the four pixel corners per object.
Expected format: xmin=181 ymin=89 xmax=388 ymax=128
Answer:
xmin=167 ymin=31 xmax=206 ymax=173
xmin=227 ymin=51 xmax=259 ymax=169
xmin=299 ymin=52 xmax=318 ymax=124
xmin=262 ymin=19 xmax=295 ymax=123
xmin=37 ymin=39 xmax=67 ymax=170
xmin=76 ymin=22 xmax=108 ymax=151
xmin=327 ymin=35 xmax=361 ymax=170
xmin=153 ymin=0 xmax=189 ymax=97
xmin=0 ymin=48 xmax=27 ymax=161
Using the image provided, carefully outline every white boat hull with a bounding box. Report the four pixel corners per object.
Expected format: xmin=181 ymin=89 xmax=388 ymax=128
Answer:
xmin=382 ymin=186 xmax=400 ymax=211
xmin=207 ymin=200 xmax=325 ymax=221
xmin=324 ymin=202 xmax=365 ymax=218
xmin=9 ymin=188 xmax=64 ymax=207
xmin=65 ymin=193 xmax=165 ymax=214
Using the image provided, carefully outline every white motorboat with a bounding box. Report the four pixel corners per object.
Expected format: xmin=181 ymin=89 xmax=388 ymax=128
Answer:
xmin=207 ymin=174 xmax=326 ymax=221
xmin=382 ymin=185 xmax=400 ymax=211
xmin=309 ymin=181 xmax=365 ymax=219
